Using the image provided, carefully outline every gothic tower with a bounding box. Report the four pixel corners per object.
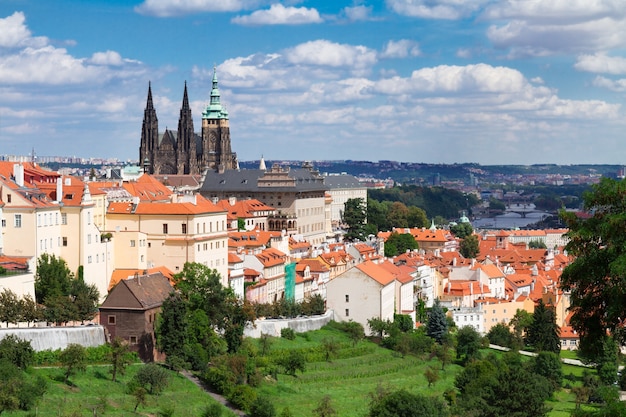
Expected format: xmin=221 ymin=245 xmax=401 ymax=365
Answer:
xmin=139 ymin=82 xmax=158 ymax=174
xmin=176 ymin=81 xmax=196 ymax=175
xmin=202 ymin=68 xmax=237 ymax=173
xmin=139 ymin=70 xmax=237 ymax=175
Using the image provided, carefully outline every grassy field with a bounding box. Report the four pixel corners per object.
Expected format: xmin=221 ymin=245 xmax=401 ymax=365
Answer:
xmin=3 ymin=327 xmax=604 ymax=416
xmin=253 ymin=328 xmax=599 ymax=417
xmin=5 ymin=364 xmax=237 ymax=417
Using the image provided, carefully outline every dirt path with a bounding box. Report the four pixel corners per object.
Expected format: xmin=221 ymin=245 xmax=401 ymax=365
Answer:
xmin=179 ymin=370 xmax=247 ymax=416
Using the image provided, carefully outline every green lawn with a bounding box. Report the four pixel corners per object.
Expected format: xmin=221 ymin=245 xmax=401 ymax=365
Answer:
xmin=6 ymin=364 xmax=236 ymax=417
xmin=253 ymin=328 xmax=598 ymax=417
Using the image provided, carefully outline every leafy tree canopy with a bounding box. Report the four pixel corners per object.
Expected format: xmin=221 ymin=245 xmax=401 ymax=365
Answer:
xmin=560 ymin=177 xmax=626 ymax=360
xmin=526 ymin=299 xmax=561 ymax=354
xmin=426 ymin=300 xmax=448 ymax=344
xmin=459 ymin=235 xmax=479 ymax=259
xmin=384 ymin=232 xmax=418 ymax=257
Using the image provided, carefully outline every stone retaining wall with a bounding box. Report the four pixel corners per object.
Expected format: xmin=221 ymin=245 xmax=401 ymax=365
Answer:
xmin=244 ymin=310 xmax=334 ymax=338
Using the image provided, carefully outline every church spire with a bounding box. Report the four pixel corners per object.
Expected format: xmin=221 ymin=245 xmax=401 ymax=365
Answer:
xmin=203 ymin=67 xmax=228 ymax=120
xmin=182 ymin=81 xmax=190 ymax=111
xmin=146 ymin=81 xmax=154 ymax=110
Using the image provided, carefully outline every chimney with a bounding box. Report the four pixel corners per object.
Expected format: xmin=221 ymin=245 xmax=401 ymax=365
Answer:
xmin=56 ymin=177 xmax=63 ymax=203
xmin=229 ymin=196 xmax=236 ymax=206
xmin=13 ymin=164 xmax=24 ymax=187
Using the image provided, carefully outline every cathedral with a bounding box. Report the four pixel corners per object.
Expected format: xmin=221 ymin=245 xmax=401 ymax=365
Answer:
xmin=139 ymin=69 xmax=238 ymax=175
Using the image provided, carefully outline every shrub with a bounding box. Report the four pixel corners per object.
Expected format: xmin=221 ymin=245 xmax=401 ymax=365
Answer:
xmin=281 ymin=328 xmax=296 ymax=340
xmin=132 ymin=363 xmax=169 ymax=395
xmin=227 ymin=384 xmax=257 ymax=411
xmin=202 ymin=403 xmax=223 ymax=417
xmin=203 ymin=366 xmax=236 ymax=396
xmin=249 ymin=396 xmax=276 ymax=417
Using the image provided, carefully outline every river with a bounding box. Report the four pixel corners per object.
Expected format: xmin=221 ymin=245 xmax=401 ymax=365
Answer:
xmin=472 ymin=211 xmax=550 ymax=230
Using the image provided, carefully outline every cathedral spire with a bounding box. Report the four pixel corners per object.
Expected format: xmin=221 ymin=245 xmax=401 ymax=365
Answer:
xmin=182 ymin=81 xmax=190 ymax=111
xmin=146 ymin=81 xmax=154 ymax=109
xmin=203 ymin=67 xmax=228 ymax=120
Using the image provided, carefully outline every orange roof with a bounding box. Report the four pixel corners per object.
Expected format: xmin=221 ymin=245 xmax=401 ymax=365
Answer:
xmin=214 ymin=198 xmax=276 ymax=219
xmin=444 ymin=280 xmax=490 ymax=296
xmin=356 ymin=260 xmax=396 ymax=286
xmin=480 ymin=264 xmax=504 ymax=279
xmin=297 ymin=258 xmax=330 ymax=273
xmin=122 ymin=174 xmax=173 ymax=202
xmin=108 ymin=266 xmax=174 ymax=292
xmin=256 ymin=247 xmax=287 ymax=268
xmin=108 ymin=194 xmax=224 ymax=215
xmin=228 ymin=253 xmax=243 ymax=263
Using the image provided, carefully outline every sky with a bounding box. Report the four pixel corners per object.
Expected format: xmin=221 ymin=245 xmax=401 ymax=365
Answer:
xmin=1 ymin=0 xmax=625 ymax=166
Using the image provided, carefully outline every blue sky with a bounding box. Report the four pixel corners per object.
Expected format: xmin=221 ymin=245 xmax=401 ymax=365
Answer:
xmin=1 ymin=0 xmax=625 ymax=165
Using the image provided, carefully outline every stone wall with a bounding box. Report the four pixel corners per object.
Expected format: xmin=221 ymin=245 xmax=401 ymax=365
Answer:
xmin=0 ymin=326 xmax=106 ymax=351
xmin=244 ymin=310 xmax=334 ymax=338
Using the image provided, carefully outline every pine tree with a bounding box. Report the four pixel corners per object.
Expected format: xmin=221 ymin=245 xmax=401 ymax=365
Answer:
xmin=427 ymin=300 xmax=448 ymax=344
xmin=527 ymin=299 xmax=560 ymax=354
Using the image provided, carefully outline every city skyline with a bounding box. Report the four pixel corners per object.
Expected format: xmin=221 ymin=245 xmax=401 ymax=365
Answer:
xmin=0 ymin=1 xmax=625 ymax=165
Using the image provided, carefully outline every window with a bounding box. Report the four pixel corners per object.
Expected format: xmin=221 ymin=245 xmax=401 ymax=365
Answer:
xmin=88 ymin=256 xmax=92 ymax=264
xmin=182 ymin=223 xmax=187 ymax=234
xmin=108 ymin=315 xmax=116 ymax=325
xmin=61 ymin=213 xmax=67 ymax=225
xmin=162 ymin=223 xmax=168 ymax=234
xmin=345 ymin=294 xmax=349 ymax=303
xmin=87 ymin=234 xmax=92 ymax=244
xmin=14 ymin=214 xmax=21 ymax=228
xmin=1 ymin=219 xmax=5 ymax=228
xmin=62 ymin=237 xmax=68 ymax=247
xmin=345 ymin=309 xmax=350 ymax=317
xmin=130 ymin=336 xmax=137 ymax=345
xmin=6 ymin=194 xmax=10 ymax=203
xmin=130 ymin=240 xmax=136 ymax=247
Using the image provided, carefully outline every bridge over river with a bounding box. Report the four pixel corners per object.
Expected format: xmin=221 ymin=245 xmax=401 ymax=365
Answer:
xmin=505 ymin=203 xmax=542 ymax=218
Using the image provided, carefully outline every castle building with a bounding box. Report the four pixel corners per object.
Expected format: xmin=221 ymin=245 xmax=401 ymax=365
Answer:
xmin=139 ymin=69 xmax=238 ymax=176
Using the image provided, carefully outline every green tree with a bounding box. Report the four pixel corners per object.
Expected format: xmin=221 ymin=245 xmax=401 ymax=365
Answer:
xmin=455 ymin=356 xmax=552 ymax=417
xmin=532 ymin=351 xmax=562 ymax=390
xmin=321 ymin=337 xmax=339 ymax=362
xmin=312 ymin=395 xmax=337 ymax=417
xmin=70 ymin=276 xmax=100 ymax=323
xmin=486 ymin=323 xmax=518 ymax=349
xmin=156 ymin=292 xmax=188 ymax=367
xmin=596 ymin=337 xmax=619 ymax=386
xmin=342 ymin=198 xmax=367 ymax=242
xmin=528 ymin=240 xmax=547 ymax=249
xmin=560 ymin=177 xmax=626 ymax=359
xmin=343 ymin=321 xmax=365 ymax=346
xmin=0 ymin=335 xmax=34 ymax=370
xmin=510 ymin=309 xmax=533 ymax=340
xmin=34 ymin=254 xmax=73 ymax=304
xmin=407 ymin=206 xmax=428 ymax=228
xmin=384 ymin=232 xmax=418 ymax=257
xmin=455 ymin=325 xmax=482 ymax=364
xmin=132 ymin=363 xmax=169 ymax=395
xmin=387 ymin=202 xmax=410 ymax=228
xmin=424 ymin=367 xmax=439 ymax=387
xmin=527 ymin=299 xmax=560 ymax=354
xmin=426 ymin=300 xmax=448 ymax=344
xmin=19 ymin=295 xmax=40 ymax=327
xmin=450 ymin=222 xmax=473 ymax=239
xmin=367 ymin=317 xmax=391 ymax=338
xmin=249 ymin=396 xmax=276 ymax=417
xmin=366 ymin=199 xmax=389 ymax=232
xmin=432 ymin=343 xmax=453 ymax=371
xmin=59 ymin=343 xmax=87 ymax=384
xmin=108 ymin=337 xmax=134 ymax=382
xmin=0 ymin=359 xmax=47 ymax=414
xmin=0 ymin=289 xmax=20 ymax=327
xmin=42 ymin=294 xmax=78 ymax=325
xmin=459 ymin=235 xmax=479 ymax=259
xmin=278 ymin=350 xmax=306 ymax=377
xmin=368 ymin=389 xmax=449 ymax=417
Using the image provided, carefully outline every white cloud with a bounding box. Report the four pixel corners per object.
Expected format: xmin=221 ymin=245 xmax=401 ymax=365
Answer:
xmin=285 ymin=40 xmax=377 ymax=71
xmin=342 ymin=5 xmax=374 ymax=22
xmin=89 ymin=51 xmax=124 ymax=66
xmin=483 ymin=1 xmax=626 ymax=56
xmin=592 ymin=75 xmax=626 ymax=92
xmin=135 ymin=0 xmax=264 ymax=17
xmin=380 ymin=39 xmax=421 ymax=58
xmin=386 ymin=0 xmax=491 ymax=20
xmin=0 ymin=12 xmax=48 ymax=48
xmin=456 ymin=48 xmax=471 ymax=58
xmin=232 ymin=4 xmax=323 ymax=25
xmin=575 ymin=53 xmax=626 ymax=75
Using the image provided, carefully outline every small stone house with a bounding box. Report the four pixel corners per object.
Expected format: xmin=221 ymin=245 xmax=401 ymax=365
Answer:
xmin=99 ymin=271 xmax=173 ymax=362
